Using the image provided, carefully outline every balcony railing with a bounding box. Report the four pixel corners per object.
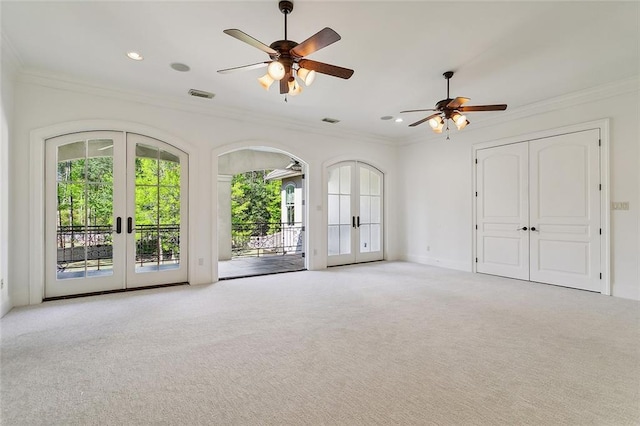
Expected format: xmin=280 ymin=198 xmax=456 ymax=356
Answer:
xmin=135 ymin=224 xmax=180 ymax=268
xmin=56 ymin=223 xmax=180 ymax=274
xmin=232 ymin=222 xmax=303 ymax=257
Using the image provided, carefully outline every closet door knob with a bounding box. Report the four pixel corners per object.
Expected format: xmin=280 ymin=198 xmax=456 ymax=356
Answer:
xmin=518 ymin=226 xmax=528 ymax=231
xmin=531 ymin=226 xmax=537 ymax=232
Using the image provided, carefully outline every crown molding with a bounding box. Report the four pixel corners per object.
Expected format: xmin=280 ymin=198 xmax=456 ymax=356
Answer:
xmin=16 ymin=69 xmax=396 ymax=147
xmin=398 ymin=75 xmax=639 ymax=147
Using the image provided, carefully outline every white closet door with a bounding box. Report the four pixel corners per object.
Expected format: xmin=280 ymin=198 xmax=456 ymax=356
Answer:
xmin=476 ymin=143 xmax=529 ymax=280
xmin=529 ymin=129 xmax=600 ymax=291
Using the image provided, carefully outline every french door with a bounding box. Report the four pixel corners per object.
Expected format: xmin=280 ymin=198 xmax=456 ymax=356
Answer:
xmin=327 ymin=161 xmax=383 ymax=266
xmin=476 ymin=129 xmax=601 ymax=291
xmin=45 ymin=131 xmax=188 ymax=298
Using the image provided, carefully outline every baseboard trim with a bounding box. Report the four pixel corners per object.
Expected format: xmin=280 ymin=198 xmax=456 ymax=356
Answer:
xmin=403 ymin=255 xmax=471 ymax=272
xmin=43 ymin=282 xmax=188 ymax=302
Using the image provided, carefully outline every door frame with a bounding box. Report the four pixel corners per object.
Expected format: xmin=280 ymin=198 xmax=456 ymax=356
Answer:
xmin=471 ymin=119 xmax=610 ymax=294
xmin=29 ymin=120 xmax=197 ymax=304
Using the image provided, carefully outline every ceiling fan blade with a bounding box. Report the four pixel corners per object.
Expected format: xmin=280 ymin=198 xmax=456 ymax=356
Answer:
xmin=446 ymin=97 xmax=470 ymax=109
xmin=223 ymin=29 xmax=278 ymax=55
xmin=217 ymin=62 xmax=269 ymax=74
xmin=291 ymin=27 xmax=341 ymax=58
xmin=458 ymin=104 xmax=508 ymax=112
xmin=409 ymin=113 xmax=441 ymax=127
xmin=400 ymin=109 xmax=437 ymax=113
xmin=298 ymin=59 xmax=354 ymax=79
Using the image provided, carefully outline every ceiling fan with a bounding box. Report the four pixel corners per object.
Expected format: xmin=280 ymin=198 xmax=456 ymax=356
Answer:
xmin=401 ymin=71 xmax=507 ymax=135
xmin=285 ymin=159 xmax=302 ymax=171
xmin=217 ymin=0 xmax=354 ymax=96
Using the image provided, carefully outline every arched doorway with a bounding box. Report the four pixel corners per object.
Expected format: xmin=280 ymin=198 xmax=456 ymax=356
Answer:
xmin=217 ymin=148 xmax=307 ymax=279
xmin=45 ymin=131 xmax=188 ymax=298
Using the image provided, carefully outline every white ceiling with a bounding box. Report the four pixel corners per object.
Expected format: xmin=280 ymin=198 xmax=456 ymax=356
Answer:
xmin=2 ymin=1 xmax=638 ymax=141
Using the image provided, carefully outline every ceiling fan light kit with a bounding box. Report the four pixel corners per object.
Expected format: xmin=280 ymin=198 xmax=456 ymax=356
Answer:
xmin=401 ymin=71 xmax=507 ymax=138
xmin=218 ymin=0 xmax=354 ymax=97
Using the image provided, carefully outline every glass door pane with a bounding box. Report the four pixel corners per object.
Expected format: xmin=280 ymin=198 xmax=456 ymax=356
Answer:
xmin=56 ymin=139 xmax=115 ymax=279
xmin=358 ymin=165 xmax=383 ymax=258
xmin=134 ymin=144 xmax=181 ymax=272
xmin=328 ymin=164 xmax=353 ymax=261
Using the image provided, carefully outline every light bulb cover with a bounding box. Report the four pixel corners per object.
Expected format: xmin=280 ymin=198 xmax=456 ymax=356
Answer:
xmin=455 ymin=119 xmax=470 ymax=130
xmin=267 ymin=61 xmax=286 ymax=80
xmin=451 ymin=112 xmax=467 ymax=126
xmin=428 ymin=115 xmax=444 ymax=129
xmin=297 ymin=67 xmax=316 ymax=86
xmin=288 ymin=78 xmax=303 ymax=96
xmin=258 ymin=74 xmax=274 ymax=90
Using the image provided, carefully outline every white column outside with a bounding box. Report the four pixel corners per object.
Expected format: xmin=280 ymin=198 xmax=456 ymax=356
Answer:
xmin=217 ymin=174 xmax=233 ymax=261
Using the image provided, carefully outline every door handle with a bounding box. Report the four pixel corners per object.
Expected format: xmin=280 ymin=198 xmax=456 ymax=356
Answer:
xmin=116 ymin=217 xmax=122 ymax=234
xmin=352 ymin=216 xmax=356 ymax=228
xmin=357 ymin=216 xmax=360 ymax=228
xmin=518 ymin=226 xmax=528 ymax=231
xmin=127 ymin=217 xmax=133 ymax=234
xmin=530 ymin=226 xmax=538 ymax=232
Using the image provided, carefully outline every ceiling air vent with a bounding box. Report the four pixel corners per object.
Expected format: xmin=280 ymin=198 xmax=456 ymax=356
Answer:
xmin=188 ymin=89 xmax=215 ymax=99
xmin=322 ymin=117 xmax=340 ymax=124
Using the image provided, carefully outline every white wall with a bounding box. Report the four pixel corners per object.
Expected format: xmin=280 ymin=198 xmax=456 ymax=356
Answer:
xmin=1 ymin=37 xmax=18 ymax=317
xmin=8 ymin=76 xmax=399 ymax=307
xmin=7 ymin=72 xmax=635 ymax=307
xmin=399 ymin=81 xmax=640 ymax=300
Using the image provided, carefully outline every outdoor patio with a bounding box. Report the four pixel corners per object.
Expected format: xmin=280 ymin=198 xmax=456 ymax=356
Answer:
xmin=218 ymin=254 xmax=305 ymax=279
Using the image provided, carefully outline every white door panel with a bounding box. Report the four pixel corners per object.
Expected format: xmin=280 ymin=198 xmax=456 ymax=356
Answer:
xmin=476 ymin=143 xmax=529 ymax=280
xmin=530 ymin=129 xmax=600 ymax=290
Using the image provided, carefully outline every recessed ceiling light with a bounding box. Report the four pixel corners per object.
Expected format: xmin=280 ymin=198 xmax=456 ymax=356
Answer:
xmin=380 ymin=116 xmax=393 ymax=121
xmin=171 ymin=63 xmax=190 ymax=72
xmin=395 ymin=118 xmax=404 ymax=123
xmin=127 ymin=51 xmax=143 ymax=61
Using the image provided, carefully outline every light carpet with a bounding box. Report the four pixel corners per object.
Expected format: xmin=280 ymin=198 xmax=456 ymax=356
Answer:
xmin=1 ymin=261 xmax=639 ymax=425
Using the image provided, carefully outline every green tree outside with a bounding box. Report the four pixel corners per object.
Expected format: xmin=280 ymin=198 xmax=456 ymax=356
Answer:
xmin=231 ymin=170 xmax=281 ymax=240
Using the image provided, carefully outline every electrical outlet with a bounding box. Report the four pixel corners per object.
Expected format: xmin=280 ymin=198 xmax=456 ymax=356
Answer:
xmin=612 ymin=202 xmax=630 ymax=210
xmin=198 ymin=258 xmax=204 ymax=266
